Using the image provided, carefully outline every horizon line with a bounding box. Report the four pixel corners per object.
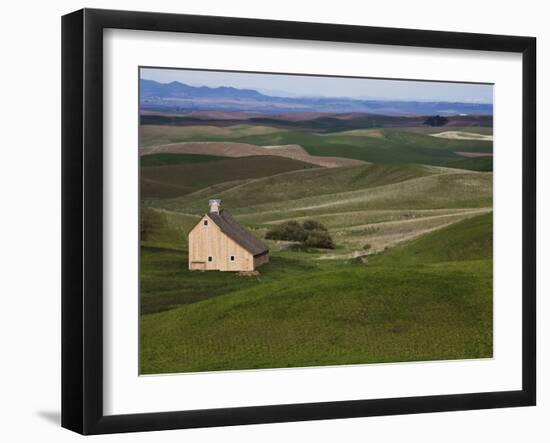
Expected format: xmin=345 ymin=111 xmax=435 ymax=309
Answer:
xmin=140 ymin=68 xmax=494 ymax=105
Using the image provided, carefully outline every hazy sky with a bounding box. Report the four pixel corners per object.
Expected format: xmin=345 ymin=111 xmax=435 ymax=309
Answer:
xmin=141 ymin=67 xmax=493 ymax=104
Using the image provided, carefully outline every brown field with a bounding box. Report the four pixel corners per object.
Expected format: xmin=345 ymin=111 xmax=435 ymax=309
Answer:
xmin=140 ymin=142 xmax=367 ymax=168
xmin=328 ymin=129 xmax=386 ymax=138
xmin=139 ymin=124 xmax=282 ymax=141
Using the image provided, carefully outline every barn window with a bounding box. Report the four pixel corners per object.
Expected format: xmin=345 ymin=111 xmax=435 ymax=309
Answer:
xmin=203 ymin=220 xmax=208 ymax=226
xmin=230 ymin=255 xmax=235 ymax=261
xmin=208 ymin=256 xmax=212 ymax=262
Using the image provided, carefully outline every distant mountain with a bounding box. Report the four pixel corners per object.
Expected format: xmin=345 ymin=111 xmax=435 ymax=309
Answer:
xmin=140 ymin=79 xmax=265 ymax=100
xmin=140 ymin=79 xmax=493 ymax=116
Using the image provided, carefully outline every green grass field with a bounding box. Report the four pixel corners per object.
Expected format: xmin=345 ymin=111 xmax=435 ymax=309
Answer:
xmin=446 ymin=156 xmax=493 ymax=172
xmin=141 ymin=155 xmax=318 ymax=199
xmin=147 ymin=163 xmax=492 ymax=219
xmin=139 ymin=124 xmax=493 ymax=170
xmin=139 ymin=118 xmax=493 ymax=374
xmin=140 ymin=213 xmax=492 ymax=373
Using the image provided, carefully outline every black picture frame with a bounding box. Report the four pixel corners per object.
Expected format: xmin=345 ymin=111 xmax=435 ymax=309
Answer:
xmin=62 ymin=8 xmax=536 ymax=435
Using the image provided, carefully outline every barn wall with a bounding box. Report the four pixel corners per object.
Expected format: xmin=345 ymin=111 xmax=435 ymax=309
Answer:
xmin=253 ymin=253 xmax=270 ymax=269
xmin=188 ymin=214 xmax=254 ymax=271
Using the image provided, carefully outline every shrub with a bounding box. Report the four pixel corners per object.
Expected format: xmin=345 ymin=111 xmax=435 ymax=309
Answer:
xmin=265 ymin=221 xmax=307 ymax=242
xmin=363 ymin=243 xmax=372 ymax=250
xmin=265 ymin=219 xmax=335 ymax=249
xmin=304 ymin=231 xmax=335 ymax=249
xmin=302 ymin=219 xmax=328 ymax=232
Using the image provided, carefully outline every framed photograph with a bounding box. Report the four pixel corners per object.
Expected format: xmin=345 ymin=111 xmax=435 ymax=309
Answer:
xmin=62 ymin=8 xmax=536 ymax=435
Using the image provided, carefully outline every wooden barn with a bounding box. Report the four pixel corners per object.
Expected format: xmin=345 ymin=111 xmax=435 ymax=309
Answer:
xmin=188 ymin=199 xmax=270 ymax=272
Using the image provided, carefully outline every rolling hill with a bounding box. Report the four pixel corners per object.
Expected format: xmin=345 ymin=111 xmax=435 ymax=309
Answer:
xmin=372 ymin=212 xmax=493 ymax=264
xmin=141 ymin=155 xmax=319 ymax=199
xmin=139 ymin=125 xmax=493 ymax=170
xmin=149 ymin=162 xmax=492 ymax=215
xmin=140 ymin=213 xmax=493 ymax=373
xmin=142 ymin=154 xmax=492 ymax=263
xmin=138 ymin=112 xmax=494 ymax=374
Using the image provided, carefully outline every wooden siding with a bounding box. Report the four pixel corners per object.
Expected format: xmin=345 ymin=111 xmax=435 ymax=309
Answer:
xmin=253 ymin=253 xmax=270 ymax=269
xmin=188 ymin=214 xmax=255 ymax=271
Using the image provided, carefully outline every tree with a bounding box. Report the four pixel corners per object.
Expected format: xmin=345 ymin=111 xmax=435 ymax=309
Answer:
xmin=424 ymin=115 xmax=449 ymax=127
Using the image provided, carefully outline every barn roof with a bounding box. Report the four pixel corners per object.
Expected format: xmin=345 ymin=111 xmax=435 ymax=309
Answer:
xmin=207 ymin=209 xmax=270 ymax=257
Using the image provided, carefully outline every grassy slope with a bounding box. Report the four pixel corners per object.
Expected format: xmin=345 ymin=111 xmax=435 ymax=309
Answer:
xmin=141 ymin=248 xmax=323 ymax=315
xmin=157 ymin=163 xmax=435 ymax=207
xmin=140 ymin=213 xmax=492 ymax=374
xmin=150 ymin=164 xmax=492 ymax=218
xmin=372 ymin=212 xmax=493 ymax=265
xmin=141 ymin=153 xmax=227 ymax=167
xmin=446 ymin=156 xmax=493 ymax=172
xmin=141 ymin=155 xmax=318 ymax=199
